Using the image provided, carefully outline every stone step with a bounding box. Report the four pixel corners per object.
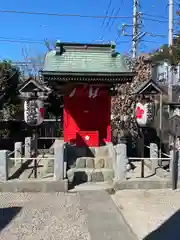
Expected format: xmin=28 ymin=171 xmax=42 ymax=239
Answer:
xmin=75 ymin=156 xmax=113 ymax=169
xmin=68 ymin=181 xmax=113 ymax=192
xmin=67 ymin=168 xmax=114 ymax=184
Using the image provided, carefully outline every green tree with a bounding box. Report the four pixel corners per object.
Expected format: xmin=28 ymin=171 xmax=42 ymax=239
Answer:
xmin=0 ymin=60 xmax=20 ymax=121
xmin=150 ymin=38 xmax=180 ymax=65
xmin=111 ymin=55 xmax=152 ymax=140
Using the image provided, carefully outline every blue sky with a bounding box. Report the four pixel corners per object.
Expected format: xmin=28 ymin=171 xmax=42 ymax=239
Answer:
xmin=0 ymin=0 xmax=178 ymax=61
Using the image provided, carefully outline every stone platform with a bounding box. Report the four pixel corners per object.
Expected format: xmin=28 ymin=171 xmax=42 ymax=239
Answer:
xmin=0 ymin=179 xmax=68 ymax=192
xmin=67 ymin=156 xmax=114 ymax=184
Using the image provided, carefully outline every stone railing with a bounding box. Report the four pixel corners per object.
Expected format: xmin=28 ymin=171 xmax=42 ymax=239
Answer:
xmin=0 ymin=139 xmax=65 ymax=181
xmin=112 ymin=142 xmax=172 ymax=181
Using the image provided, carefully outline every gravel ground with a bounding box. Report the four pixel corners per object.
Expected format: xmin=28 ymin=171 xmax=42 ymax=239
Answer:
xmin=0 ymin=193 xmax=90 ymax=240
xmin=111 ymin=189 xmax=180 ymax=240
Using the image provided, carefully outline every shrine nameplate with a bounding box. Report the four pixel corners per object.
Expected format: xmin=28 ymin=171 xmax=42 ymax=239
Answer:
xmin=169 ymin=115 xmax=180 ymax=137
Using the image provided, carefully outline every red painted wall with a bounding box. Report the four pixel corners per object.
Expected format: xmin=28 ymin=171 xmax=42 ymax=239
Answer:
xmin=63 ymin=85 xmax=111 ymax=146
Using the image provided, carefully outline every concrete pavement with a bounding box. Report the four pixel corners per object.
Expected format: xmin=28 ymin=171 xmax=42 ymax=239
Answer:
xmin=80 ymin=190 xmax=137 ymax=240
xmin=112 ymin=189 xmax=180 ymax=239
xmin=0 ymin=191 xmax=137 ymax=240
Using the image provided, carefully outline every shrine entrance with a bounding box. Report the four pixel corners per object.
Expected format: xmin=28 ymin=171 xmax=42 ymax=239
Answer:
xmin=64 ymin=85 xmax=111 ymax=146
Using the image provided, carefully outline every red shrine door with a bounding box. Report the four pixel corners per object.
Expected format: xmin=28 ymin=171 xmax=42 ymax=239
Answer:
xmin=64 ymin=85 xmax=111 ymax=147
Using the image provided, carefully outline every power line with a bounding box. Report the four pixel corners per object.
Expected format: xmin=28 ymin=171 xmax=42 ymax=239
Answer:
xmin=12 ymin=62 xmax=42 ymax=65
xmin=0 ymin=36 xmax=55 ymax=45
xmin=107 ymin=0 xmax=124 ymax=32
xmin=0 ymin=8 xmax=171 ymax=23
xmin=143 ymin=13 xmax=168 ymax=19
xmin=104 ymin=8 xmax=116 ymax=31
xmin=100 ymin=0 xmax=113 ymax=29
xmin=0 ymin=32 xmax=167 ymax=46
xmin=0 ymin=38 xmax=44 ymax=44
xmin=141 ymin=39 xmax=166 ymax=43
xmin=143 ymin=17 xmax=167 ymax=23
xmin=0 ymin=9 xmax=132 ymax=19
xmin=117 ymin=39 xmax=166 ymax=44
xmin=98 ymin=1 xmax=122 ymax=42
xmin=143 ymin=13 xmax=178 ymax=20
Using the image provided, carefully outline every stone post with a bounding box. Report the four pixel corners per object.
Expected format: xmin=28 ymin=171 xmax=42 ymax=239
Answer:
xmin=150 ymin=143 xmax=158 ymax=172
xmin=176 ymin=150 xmax=180 ymax=182
xmin=54 ymin=140 xmax=64 ymax=180
xmin=0 ymin=150 xmax=9 ymax=181
xmin=107 ymin=142 xmax=116 ymax=173
xmin=63 ymin=143 xmax=68 ymax=179
xmin=115 ymin=143 xmax=127 ymax=181
xmin=169 ymin=148 xmax=179 ymax=189
xmin=14 ymin=142 xmax=22 ymax=166
xmin=25 ymin=137 xmax=32 ymax=158
xmin=170 ymin=149 xmax=174 ymax=174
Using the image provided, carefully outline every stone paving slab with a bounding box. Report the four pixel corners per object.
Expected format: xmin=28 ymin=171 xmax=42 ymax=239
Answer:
xmin=79 ymin=190 xmax=137 ymax=240
xmin=69 ymin=182 xmax=113 ymax=192
xmin=113 ymin=178 xmax=172 ymax=190
xmin=112 ymin=189 xmax=180 ymax=240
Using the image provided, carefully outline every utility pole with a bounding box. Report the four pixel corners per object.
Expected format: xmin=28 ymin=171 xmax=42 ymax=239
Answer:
xmin=121 ymin=23 xmax=164 ymax=58
xmin=119 ymin=0 xmax=166 ymax=58
xmin=120 ymin=0 xmax=143 ymax=58
xmin=168 ymin=0 xmax=174 ymax=102
xmin=132 ymin=0 xmax=138 ymax=58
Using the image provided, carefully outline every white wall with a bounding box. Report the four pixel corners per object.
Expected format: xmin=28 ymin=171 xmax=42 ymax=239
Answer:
xmin=152 ymin=61 xmax=180 ymax=86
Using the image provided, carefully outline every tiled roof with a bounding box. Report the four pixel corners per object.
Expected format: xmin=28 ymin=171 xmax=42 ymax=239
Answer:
xmin=132 ymin=79 xmax=164 ymax=95
xmin=42 ymin=42 xmax=134 ymax=76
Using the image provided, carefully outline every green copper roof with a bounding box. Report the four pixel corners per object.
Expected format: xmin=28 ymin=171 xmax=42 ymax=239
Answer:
xmin=42 ymin=42 xmax=133 ymax=75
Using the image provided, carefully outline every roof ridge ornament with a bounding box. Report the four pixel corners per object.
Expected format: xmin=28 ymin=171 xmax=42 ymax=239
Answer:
xmin=55 ymin=40 xmax=65 ymax=55
xmin=110 ymin=41 xmax=118 ymax=57
xmin=110 ymin=41 xmax=116 ymax=49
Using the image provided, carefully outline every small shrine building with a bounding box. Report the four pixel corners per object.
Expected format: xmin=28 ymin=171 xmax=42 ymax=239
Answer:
xmin=42 ymin=41 xmax=135 ymax=147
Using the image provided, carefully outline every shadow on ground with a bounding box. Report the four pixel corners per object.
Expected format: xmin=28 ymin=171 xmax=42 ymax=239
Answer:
xmin=0 ymin=207 xmax=22 ymax=231
xmin=9 ymin=160 xmax=32 ymax=180
xmin=68 ymin=171 xmax=88 ymax=190
xmin=143 ymin=209 xmax=180 ymax=240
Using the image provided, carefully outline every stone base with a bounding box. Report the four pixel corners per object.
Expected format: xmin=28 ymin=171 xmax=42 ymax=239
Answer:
xmin=67 ymin=168 xmax=114 ymax=184
xmin=65 ymin=144 xmax=114 ymax=168
xmin=75 ymin=156 xmax=113 ymax=169
xmin=0 ymin=179 xmax=68 ymax=192
xmin=113 ymin=179 xmax=173 ymax=190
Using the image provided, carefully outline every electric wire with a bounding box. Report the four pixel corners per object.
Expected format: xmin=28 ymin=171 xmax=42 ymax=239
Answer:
xmin=0 ymin=9 xmax=132 ymax=19
xmin=0 ymin=8 xmax=172 ymax=23
xmin=0 ymin=7 xmax=178 ymax=55
xmin=107 ymin=0 xmax=124 ymax=32
xmin=100 ymin=0 xmax=113 ymax=29
xmin=103 ymin=8 xmax=116 ymax=32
